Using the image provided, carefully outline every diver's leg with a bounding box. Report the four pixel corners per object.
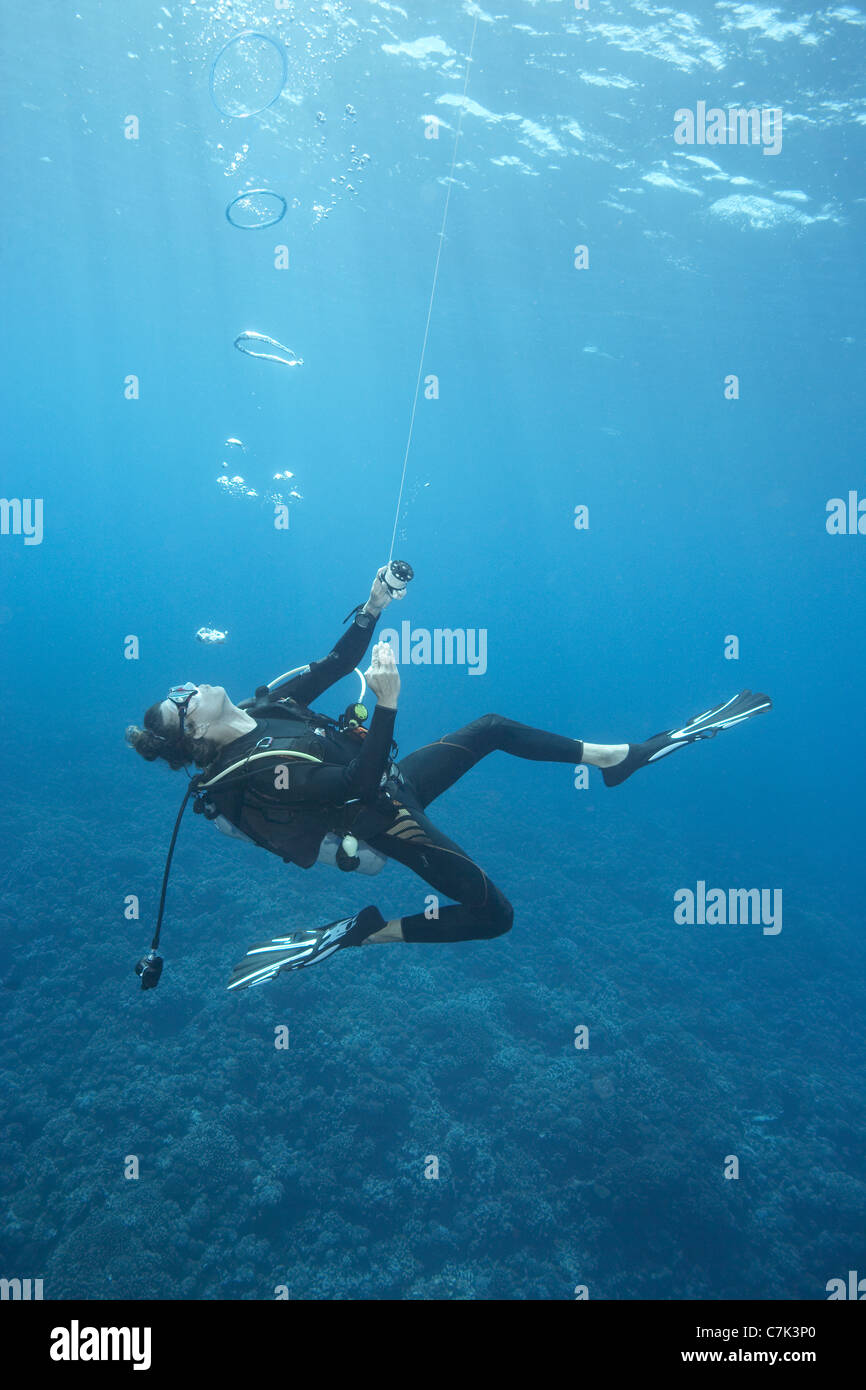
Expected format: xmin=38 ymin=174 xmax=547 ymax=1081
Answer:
xmin=582 ymin=742 xmax=629 ymax=768
xmin=359 ymin=802 xmax=513 ymax=944
xmin=397 ymin=712 xmax=627 ymax=808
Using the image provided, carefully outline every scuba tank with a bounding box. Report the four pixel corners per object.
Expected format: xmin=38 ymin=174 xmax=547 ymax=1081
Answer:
xmin=316 ymin=832 xmax=386 ymax=875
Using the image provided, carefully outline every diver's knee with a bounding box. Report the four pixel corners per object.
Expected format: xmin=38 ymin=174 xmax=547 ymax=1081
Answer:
xmin=483 ymin=899 xmax=513 ymax=939
xmin=466 ymin=713 xmax=507 ymax=746
xmin=469 ymin=712 xmax=504 ymax=731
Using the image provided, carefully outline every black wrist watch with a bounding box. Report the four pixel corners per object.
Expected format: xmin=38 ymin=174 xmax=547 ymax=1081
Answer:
xmin=344 ymin=602 xmax=378 ymax=627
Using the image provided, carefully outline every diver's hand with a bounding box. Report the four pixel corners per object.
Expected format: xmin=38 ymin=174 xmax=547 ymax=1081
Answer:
xmin=365 ymin=641 xmax=400 ymax=710
xmin=363 ymin=566 xmax=406 ymax=616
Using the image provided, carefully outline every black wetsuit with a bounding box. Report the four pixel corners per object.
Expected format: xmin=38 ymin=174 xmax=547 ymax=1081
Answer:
xmin=212 ymin=609 xmax=585 ymax=944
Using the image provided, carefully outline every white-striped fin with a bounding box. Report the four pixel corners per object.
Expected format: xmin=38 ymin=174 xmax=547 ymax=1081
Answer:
xmin=226 ymin=919 xmax=355 ymax=991
xmin=245 ymin=940 xmax=317 ymax=958
xmin=670 ymin=692 xmax=771 ymax=741
xmin=647 ymin=740 xmax=689 ymax=763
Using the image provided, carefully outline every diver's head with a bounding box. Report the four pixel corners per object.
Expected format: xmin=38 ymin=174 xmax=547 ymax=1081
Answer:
xmin=126 ymin=682 xmax=226 ymax=771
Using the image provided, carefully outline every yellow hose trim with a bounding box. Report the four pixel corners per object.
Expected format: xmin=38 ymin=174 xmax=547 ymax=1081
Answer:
xmin=199 ymin=749 xmax=323 ymax=790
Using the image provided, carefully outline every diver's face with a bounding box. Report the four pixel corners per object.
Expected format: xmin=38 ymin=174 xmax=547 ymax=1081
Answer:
xmin=160 ymin=683 xmax=228 ymax=736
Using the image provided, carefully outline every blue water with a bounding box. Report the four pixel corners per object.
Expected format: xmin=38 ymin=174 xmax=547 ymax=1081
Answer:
xmin=1 ymin=1 xmax=864 ymax=1301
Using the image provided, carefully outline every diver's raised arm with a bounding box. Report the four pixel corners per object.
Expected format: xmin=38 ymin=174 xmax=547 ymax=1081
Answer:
xmin=364 ymin=638 xmax=400 ymax=710
xmin=351 ymin=641 xmax=400 ymax=799
xmin=242 ymin=642 xmax=401 ymax=810
xmin=264 ymin=562 xmax=411 ymax=707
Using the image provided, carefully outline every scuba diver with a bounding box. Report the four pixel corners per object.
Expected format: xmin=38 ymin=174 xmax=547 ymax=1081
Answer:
xmin=126 ymin=561 xmax=772 ymax=992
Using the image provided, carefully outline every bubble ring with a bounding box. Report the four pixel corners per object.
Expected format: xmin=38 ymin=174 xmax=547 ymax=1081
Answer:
xmin=209 ymin=30 xmax=288 ymax=119
xmin=226 ymin=189 xmax=287 ymax=229
xmin=234 ymin=331 xmax=303 ymax=367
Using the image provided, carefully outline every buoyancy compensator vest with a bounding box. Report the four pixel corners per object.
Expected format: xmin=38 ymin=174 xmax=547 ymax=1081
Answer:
xmin=192 ymin=696 xmax=391 ymax=869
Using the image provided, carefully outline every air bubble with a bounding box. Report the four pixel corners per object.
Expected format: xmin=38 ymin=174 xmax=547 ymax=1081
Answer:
xmin=234 ymin=331 xmax=303 ymax=367
xmin=226 ymin=188 xmax=287 ymax=229
xmin=209 ymin=31 xmax=288 ymax=119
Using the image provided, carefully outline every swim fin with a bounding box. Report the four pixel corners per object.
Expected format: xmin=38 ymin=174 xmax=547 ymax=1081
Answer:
xmin=602 ymin=689 xmax=772 ymax=788
xmin=226 ymin=906 xmax=385 ymax=991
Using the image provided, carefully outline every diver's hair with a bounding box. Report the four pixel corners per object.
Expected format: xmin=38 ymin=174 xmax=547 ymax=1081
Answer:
xmin=125 ymin=701 xmax=219 ymax=772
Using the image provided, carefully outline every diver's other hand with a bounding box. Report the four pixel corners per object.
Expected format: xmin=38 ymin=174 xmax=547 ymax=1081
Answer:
xmin=363 ymin=568 xmax=395 ymax=616
xmin=365 ymin=641 xmax=400 ymax=710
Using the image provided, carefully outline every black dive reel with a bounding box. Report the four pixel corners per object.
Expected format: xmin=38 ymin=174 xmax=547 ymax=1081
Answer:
xmin=380 ymin=559 xmax=413 ymax=597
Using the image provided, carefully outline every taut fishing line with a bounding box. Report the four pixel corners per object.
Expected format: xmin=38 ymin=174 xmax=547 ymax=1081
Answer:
xmin=387 ymin=14 xmax=480 ymax=562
